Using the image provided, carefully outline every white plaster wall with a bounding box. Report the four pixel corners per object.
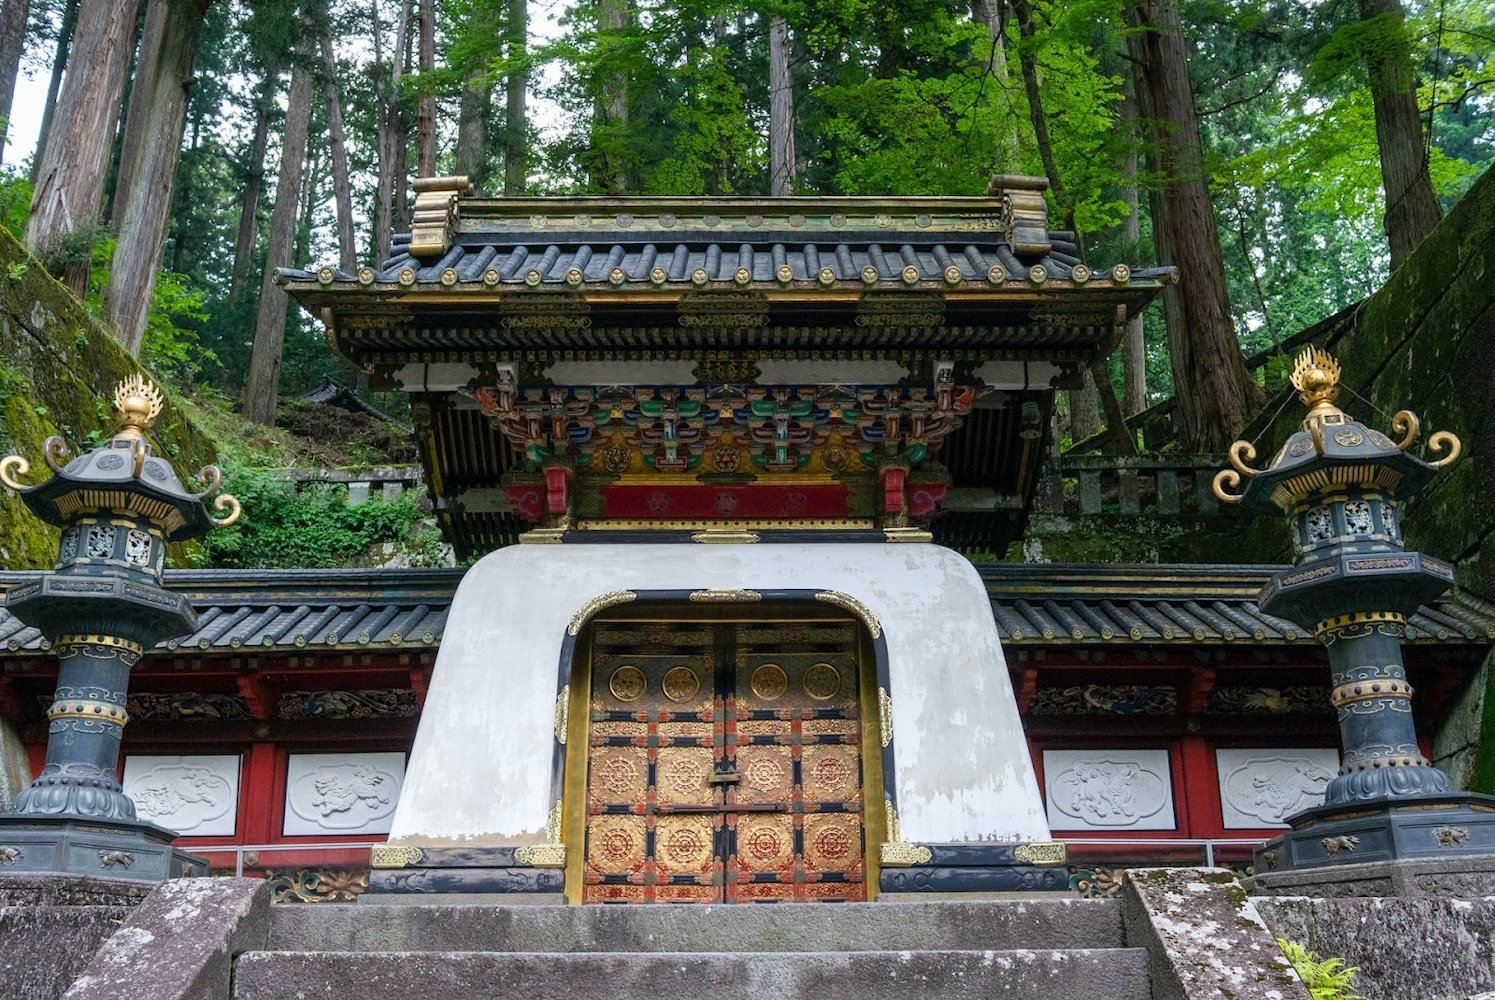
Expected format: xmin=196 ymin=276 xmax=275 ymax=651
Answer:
xmin=388 ymin=542 xmax=1050 ymax=846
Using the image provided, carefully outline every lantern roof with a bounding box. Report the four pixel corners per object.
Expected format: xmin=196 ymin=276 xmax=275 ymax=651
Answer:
xmin=0 ymin=375 xmax=240 ymax=541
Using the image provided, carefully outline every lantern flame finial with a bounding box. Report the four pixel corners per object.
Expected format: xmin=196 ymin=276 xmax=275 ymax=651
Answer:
xmin=113 ymin=374 xmax=164 ymax=434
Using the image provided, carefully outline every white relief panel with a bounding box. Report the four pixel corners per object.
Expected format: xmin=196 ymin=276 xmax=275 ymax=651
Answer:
xmin=283 ymin=752 xmax=406 ymax=836
xmin=1043 ymin=750 xmax=1175 ymax=831
xmin=1215 ymin=748 xmax=1338 ymax=828
xmin=123 ymin=755 xmax=241 ymax=836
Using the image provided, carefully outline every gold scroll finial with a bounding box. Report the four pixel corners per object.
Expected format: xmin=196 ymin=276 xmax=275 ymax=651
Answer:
xmin=113 ymin=374 xmax=164 ymax=433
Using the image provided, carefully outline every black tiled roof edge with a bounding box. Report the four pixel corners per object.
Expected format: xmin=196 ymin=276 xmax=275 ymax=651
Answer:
xmin=279 ymin=229 xmax=1176 ymax=289
xmin=1 ymin=564 xmax=1490 ymax=654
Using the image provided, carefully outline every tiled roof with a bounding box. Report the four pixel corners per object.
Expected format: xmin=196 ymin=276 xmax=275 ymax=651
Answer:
xmin=281 ymin=228 xmax=1176 ymax=290
xmin=2 ymin=564 xmax=1490 ymax=655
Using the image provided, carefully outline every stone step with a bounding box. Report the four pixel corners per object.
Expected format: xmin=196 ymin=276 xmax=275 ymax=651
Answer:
xmin=269 ymin=898 xmax=1124 ymax=954
xmin=233 ymin=948 xmax=1153 ymax=1000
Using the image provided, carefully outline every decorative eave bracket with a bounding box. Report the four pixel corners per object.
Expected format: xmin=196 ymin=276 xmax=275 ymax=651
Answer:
xmin=409 ymin=175 xmax=475 ymax=259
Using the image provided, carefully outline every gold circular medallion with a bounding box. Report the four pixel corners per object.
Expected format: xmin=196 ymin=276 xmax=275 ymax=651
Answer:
xmin=803 ymin=662 xmax=842 ymax=701
xmin=751 ymin=664 xmax=789 ymax=701
xmin=662 ymin=666 xmax=701 ymax=703
xmin=609 ymin=665 xmax=647 ymax=703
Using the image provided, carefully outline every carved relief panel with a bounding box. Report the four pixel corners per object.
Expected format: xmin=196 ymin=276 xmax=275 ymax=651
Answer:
xmin=1214 ymin=748 xmax=1337 ymax=828
xmin=282 ymin=752 xmax=406 ymax=836
xmin=583 ymin=619 xmax=865 ymax=903
xmin=123 ymin=755 xmax=241 ymax=837
xmin=1042 ymin=749 xmax=1176 ymax=831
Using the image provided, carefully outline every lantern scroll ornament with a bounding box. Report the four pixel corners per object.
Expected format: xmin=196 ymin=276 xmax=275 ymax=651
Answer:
xmin=1213 ymin=347 xmax=1495 ymax=884
xmin=0 ymin=375 xmax=241 ymax=882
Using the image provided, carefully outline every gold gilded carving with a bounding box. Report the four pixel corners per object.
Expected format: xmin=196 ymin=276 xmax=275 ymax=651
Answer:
xmin=1393 ymin=410 xmax=1420 ymax=450
xmin=370 ymin=845 xmax=424 ymax=869
xmin=0 ymin=455 xmax=31 ymax=492
xmin=608 ymin=666 xmax=647 ymax=703
xmin=879 ymin=687 xmax=893 ymax=748
xmin=691 ymin=530 xmax=761 ymax=544
xmin=518 ymin=799 xmax=567 ymax=867
xmin=883 ymin=527 xmax=933 ymax=542
xmin=880 ymin=842 xmax=932 ymax=866
xmin=554 ymin=684 xmax=569 ymax=744
xmin=568 ymin=590 xmax=637 ymax=635
xmin=114 ymin=374 xmax=165 ymax=430
xmin=803 ymin=662 xmax=842 ymax=700
xmin=688 ymin=588 xmax=763 ymax=603
xmin=1428 ymin=430 xmax=1461 ymax=469
xmin=1434 ymin=826 xmax=1470 ymax=847
xmin=520 ymin=528 xmax=566 ymax=544
xmin=662 ymin=666 xmax=701 ymax=703
xmin=516 ymin=843 xmax=567 ymax=867
xmin=1014 ymin=841 xmax=1068 ymax=867
xmin=815 ymin=592 xmax=882 ymax=638
xmin=751 ymin=664 xmax=789 ymax=701
xmin=1322 ymin=834 xmax=1359 ymax=856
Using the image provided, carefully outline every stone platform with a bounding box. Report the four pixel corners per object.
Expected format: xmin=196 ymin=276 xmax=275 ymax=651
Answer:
xmin=1248 ymin=854 xmax=1495 ymax=898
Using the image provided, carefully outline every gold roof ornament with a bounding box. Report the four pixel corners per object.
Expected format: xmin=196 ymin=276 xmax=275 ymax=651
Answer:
xmin=1213 ymin=345 xmax=1461 ymax=509
xmin=113 ymin=373 xmax=165 ymax=436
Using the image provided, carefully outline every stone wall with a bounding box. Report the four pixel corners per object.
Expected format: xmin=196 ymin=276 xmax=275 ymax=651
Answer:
xmin=0 ymin=225 xmax=217 ymax=570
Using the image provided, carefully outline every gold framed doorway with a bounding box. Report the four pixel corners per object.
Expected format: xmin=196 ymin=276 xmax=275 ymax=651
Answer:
xmin=561 ymin=604 xmax=885 ymax=903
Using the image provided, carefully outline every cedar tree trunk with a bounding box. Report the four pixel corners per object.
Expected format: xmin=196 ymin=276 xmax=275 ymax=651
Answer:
xmin=768 ymin=15 xmax=795 ymax=196
xmin=504 ymin=0 xmax=527 ymax=194
xmin=25 ymin=0 xmax=141 ymax=298
xmin=415 ymin=0 xmax=435 ymax=177
xmin=595 ymin=0 xmax=628 ymax=192
xmin=230 ymin=64 xmax=279 ymax=302
xmin=106 ymin=0 xmax=209 ymax=354
xmin=1126 ymin=0 xmax=1263 ymax=451
xmin=29 ymin=0 xmax=78 ymax=182
xmin=320 ymin=30 xmax=356 ymax=271
xmin=1120 ymin=73 xmax=1146 ymax=416
xmin=242 ymin=30 xmax=315 ymax=425
xmin=970 ymin=0 xmax=1021 ymax=175
xmin=1357 ymin=0 xmax=1443 ymax=268
xmin=0 ymin=0 xmax=29 ymax=164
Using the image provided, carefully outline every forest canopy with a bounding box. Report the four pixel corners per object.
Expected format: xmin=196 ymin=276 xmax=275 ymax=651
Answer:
xmin=0 ymin=0 xmax=1490 ymax=450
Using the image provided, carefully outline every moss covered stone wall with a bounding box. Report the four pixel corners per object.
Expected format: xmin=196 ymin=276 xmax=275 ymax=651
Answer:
xmin=0 ymin=226 xmax=217 ymax=569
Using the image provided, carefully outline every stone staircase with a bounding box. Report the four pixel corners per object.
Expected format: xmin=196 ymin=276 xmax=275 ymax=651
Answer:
xmin=232 ymin=898 xmax=1152 ymax=1000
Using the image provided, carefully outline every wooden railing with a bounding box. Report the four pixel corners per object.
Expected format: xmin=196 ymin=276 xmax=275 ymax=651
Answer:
xmin=1035 ymin=454 xmax=1228 ymax=518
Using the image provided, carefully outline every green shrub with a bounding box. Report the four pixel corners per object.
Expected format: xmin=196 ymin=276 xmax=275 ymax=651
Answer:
xmin=191 ymin=465 xmax=445 ymax=570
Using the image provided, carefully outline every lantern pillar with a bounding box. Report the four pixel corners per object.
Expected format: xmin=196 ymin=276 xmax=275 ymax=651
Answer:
xmin=0 ymin=375 xmax=240 ymax=883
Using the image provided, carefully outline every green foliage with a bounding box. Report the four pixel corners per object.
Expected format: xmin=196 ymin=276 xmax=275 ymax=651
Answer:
xmin=194 ymin=465 xmax=445 ymax=570
xmin=0 ymin=169 xmax=29 ymax=237
xmin=1276 ymin=939 xmax=1364 ymax=1000
xmin=139 ymin=272 xmax=215 ymax=384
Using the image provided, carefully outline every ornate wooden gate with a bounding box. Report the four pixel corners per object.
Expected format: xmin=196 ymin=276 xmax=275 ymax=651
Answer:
xmin=583 ymin=619 xmax=866 ymax=903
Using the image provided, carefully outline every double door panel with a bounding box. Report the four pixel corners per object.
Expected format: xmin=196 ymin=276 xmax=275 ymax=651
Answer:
xmin=584 ymin=620 xmax=865 ymax=903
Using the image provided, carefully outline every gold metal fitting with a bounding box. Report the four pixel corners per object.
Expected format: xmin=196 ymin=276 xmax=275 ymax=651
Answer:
xmin=986 ymin=266 xmax=1005 ymax=286
xmin=565 ymin=268 xmax=584 ymax=287
xmin=901 ymin=265 xmax=920 ymax=285
xmin=818 ymin=267 xmax=836 ymax=286
xmin=524 ymin=269 xmax=543 ymax=286
xmin=775 ymin=264 xmax=793 ymax=284
xmin=692 ymin=268 xmax=709 ymax=286
xmin=608 ymin=267 xmax=626 ymax=286
xmin=650 ymin=267 xmax=668 ymax=285
xmin=734 ymin=266 xmax=752 ymax=286
xmin=860 ymin=266 xmax=879 ymax=286
xmin=0 ymin=455 xmax=30 ymax=492
xmin=397 ymin=267 xmax=416 ymax=286
xmin=440 ymin=268 xmax=458 ymax=286
xmin=1028 ymin=264 xmax=1047 ymax=285
xmin=1071 ymin=264 xmax=1090 ymax=284
xmin=943 ymin=266 xmax=962 ymax=285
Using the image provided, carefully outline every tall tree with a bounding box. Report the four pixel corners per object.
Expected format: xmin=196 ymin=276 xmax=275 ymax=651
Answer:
xmin=372 ymin=0 xmax=411 ymax=262
xmin=0 ymin=0 xmax=28 ymax=164
xmin=230 ymin=64 xmax=279 ymax=302
xmin=970 ymin=0 xmax=1021 ymax=175
xmin=243 ymin=20 xmax=316 ymax=425
xmin=504 ymin=0 xmax=527 ymax=194
xmin=26 ymin=0 xmax=140 ymax=297
xmin=455 ymin=68 xmax=489 ymax=185
xmin=595 ymin=0 xmax=629 ymax=192
xmin=415 ymin=0 xmax=435 ymax=177
xmin=320 ymin=29 xmax=356 ymax=271
xmin=106 ymin=0 xmax=211 ymax=354
xmin=1119 ymin=74 xmax=1146 ymax=417
xmin=1357 ymin=0 xmax=1443 ymax=267
xmin=768 ymin=14 xmax=794 ymax=196
xmin=29 ymin=0 xmax=77 ymax=182
xmin=1127 ymin=0 xmax=1263 ymax=451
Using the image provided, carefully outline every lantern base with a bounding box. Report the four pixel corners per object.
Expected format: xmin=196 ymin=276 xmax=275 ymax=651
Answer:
xmin=0 ymin=813 xmax=208 ymax=883
xmin=1246 ymin=792 xmax=1495 ymax=894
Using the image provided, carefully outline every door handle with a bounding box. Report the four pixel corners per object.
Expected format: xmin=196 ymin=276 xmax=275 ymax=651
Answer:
xmin=708 ymin=771 xmax=741 ymax=783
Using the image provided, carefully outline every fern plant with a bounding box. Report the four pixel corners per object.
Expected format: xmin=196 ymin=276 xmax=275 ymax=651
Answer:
xmin=1277 ymin=938 xmax=1365 ymax=1000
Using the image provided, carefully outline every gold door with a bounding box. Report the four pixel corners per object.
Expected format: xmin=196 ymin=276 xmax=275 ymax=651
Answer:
xmin=582 ymin=619 xmax=866 ymax=903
